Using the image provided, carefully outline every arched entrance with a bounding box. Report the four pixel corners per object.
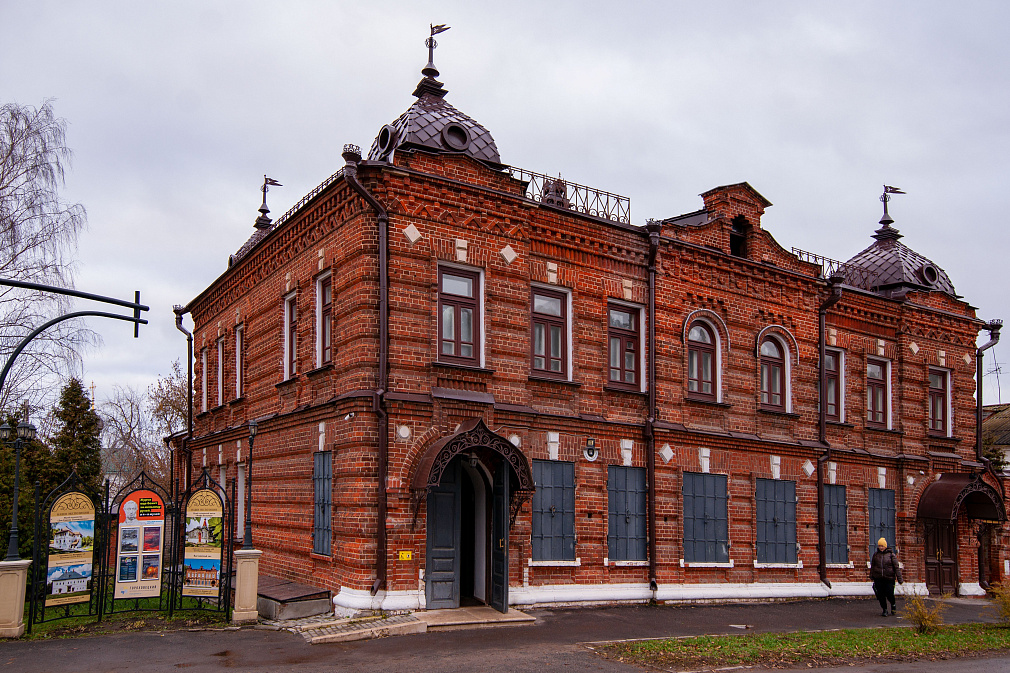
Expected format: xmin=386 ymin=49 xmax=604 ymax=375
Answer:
xmin=411 ymin=419 xmax=534 ymax=613
xmin=916 ymin=472 xmax=1006 ymax=594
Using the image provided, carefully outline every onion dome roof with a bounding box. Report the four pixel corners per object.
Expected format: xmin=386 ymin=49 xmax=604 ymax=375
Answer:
xmin=842 ymin=221 xmax=958 ymax=298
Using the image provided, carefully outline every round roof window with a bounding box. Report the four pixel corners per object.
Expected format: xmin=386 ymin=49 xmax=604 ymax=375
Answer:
xmin=920 ymin=264 xmax=939 ymax=285
xmin=376 ymin=124 xmax=398 ymax=158
xmin=441 ymin=123 xmax=471 ymax=151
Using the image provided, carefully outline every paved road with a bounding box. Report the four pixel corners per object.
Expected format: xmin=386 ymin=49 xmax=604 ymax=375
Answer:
xmin=5 ymin=598 xmax=1004 ymax=673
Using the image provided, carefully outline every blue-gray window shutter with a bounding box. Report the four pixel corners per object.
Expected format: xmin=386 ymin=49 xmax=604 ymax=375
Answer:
xmin=532 ymin=460 xmax=576 ymax=561
xmin=683 ymin=472 xmax=728 ymax=563
xmin=824 ymin=484 xmax=848 ymax=564
xmin=868 ymin=488 xmax=896 ymax=558
xmin=313 ymin=451 xmax=332 ymax=556
xmin=756 ymin=478 xmax=796 ymax=564
xmin=608 ymin=466 xmax=647 ymax=561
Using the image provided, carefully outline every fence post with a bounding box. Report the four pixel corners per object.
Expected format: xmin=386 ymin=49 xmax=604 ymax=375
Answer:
xmin=0 ymin=559 xmax=32 ymax=637
xmin=231 ymin=549 xmax=262 ymax=623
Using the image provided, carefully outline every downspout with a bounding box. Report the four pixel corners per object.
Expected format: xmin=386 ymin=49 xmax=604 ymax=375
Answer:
xmin=342 ymin=145 xmax=390 ymax=597
xmin=645 ymin=221 xmax=661 ymax=592
xmin=816 ymin=274 xmax=844 ymax=588
xmin=977 ymin=320 xmax=1002 ymax=482
xmin=173 ymin=306 xmax=194 ymax=494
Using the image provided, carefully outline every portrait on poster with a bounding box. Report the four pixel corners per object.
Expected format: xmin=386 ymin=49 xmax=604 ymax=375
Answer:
xmin=46 ymin=492 xmax=95 ymax=607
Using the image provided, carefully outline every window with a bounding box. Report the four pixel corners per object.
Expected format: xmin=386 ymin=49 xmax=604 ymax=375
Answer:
xmin=532 ymin=460 xmax=575 ymax=561
xmin=219 ymin=465 xmax=228 ymax=499
xmin=284 ymin=294 xmax=297 ymax=379
xmin=531 ymin=287 xmax=567 ymax=378
xmin=608 ymin=304 xmax=639 ymax=388
xmin=317 ymin=275 xmax=332 ymax=367
xmin=824 ymin=484 xmax=848 ymax=564
xmin=866 ymin=358 xmax=888 ymax=428
xmin=755 ymin=479 xmax=796 ymax=564
xmin=687 ymin=322 xmax=716 ymax=400
xmin=760 ymin=338 xmax=786 ymax=410
xmin=825 ymin=350 xmax=841 ymax=422
xmin=929 ymin=369 xmax=948 ymax=434
xmin=683 ymin=472 xmax=728 ymax=563
xmin=438 ymin=268 xmax=480 ymax=365
xmin=216 ymin=337 xmax=224 ymax=407
xmin=730 ymin=216 xmax=749 ymax=258
xmin=607 ymin=466 xmax=647 ymax=561
xmin=313 ymin=451 xmax=332 ymax=556
xmin=200 ymin=349 xmax=208 ymax=412
xmin=868 ymin=488 xmax=896 ymax=559
xmin=234 ymin=325 xmax=244 ymax=399
xmin=236 ymin=462 xmax=245 ymax=540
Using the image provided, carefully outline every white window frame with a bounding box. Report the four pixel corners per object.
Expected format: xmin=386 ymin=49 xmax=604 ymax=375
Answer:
xmin=283 ymin=292 xmax=297 ymax=379
xmin=531 ymin=282 xmax=573 ymax=381
xmin=437 ymin=262 xmax=486 ymax=368
xmin=234 ymin=324 xmax=244 ymax=399
xmin=607 ymin=299 xmax=646 ymax=393
xmin=316 ymin=272 xmax=332 ymax=369
xmin=826 ymin=348 xmax=845 ymax=423
xmin=866 ymin=357 xmax=893 ymax=430
xmin=929 ymin=367 xmax=953 ymax=437
xmin=200 ymin=348 xmax=208 ymax=413
xmin=216 ymin=337 xmax=224 ymax=408
xmin=760 ymin=334 xmax=792 ymax=413
xmin=688 ymin=317 xmax=723 ymax=402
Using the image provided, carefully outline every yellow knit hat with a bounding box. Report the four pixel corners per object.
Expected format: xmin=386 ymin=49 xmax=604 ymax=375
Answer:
xmin=877 ymin=537 xmax=888 ymax=547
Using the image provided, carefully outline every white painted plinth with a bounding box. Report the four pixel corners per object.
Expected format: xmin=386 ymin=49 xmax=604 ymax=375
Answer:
xmin=232 ymin=549 xmax=263 ymax=623
xmin=0 ymin=559 xmax=32 ymax=638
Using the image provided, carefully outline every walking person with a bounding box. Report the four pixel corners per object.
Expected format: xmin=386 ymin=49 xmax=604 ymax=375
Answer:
xmin=870 ymin=537 xmax=903 ymax=616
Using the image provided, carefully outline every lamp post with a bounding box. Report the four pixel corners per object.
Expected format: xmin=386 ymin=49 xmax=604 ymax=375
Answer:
xmin=243 ymin=420 xmax=257 ymax=550
xmin=2 ymin=420 xmax=37 ymax=562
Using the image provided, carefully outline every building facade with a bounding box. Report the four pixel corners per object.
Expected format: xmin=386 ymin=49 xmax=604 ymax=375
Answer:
xmin=175 ymin=51 xmax=1005 ymax=613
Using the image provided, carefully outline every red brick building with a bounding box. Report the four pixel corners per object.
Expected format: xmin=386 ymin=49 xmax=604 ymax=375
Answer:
xmin=175 ymin=49 xmax=1005 ymax=614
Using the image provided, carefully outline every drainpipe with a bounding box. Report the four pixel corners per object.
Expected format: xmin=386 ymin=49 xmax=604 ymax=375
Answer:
xmin=173 ymin=305 xmax=194 ymax=495
xmin=976 ymin=319 xmax=1002 ymax=481
xmin=816 ymin=274 xmax=844 ymax=588
xmin=645 ymin=220 xmax=661 ymax=592
xmin=342 ymin=145 xmax=390 ymax=597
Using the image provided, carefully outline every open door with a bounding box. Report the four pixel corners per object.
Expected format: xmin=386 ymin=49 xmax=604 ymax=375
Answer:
xmin=489 ymin=461 xmax=509 ymax=613
xmin=426 ymin=459 xmax=461 ymax=609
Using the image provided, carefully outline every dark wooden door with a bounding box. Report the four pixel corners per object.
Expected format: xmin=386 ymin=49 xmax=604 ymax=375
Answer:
xmin=426 ymin=459 xmax=461 ymax=609
xmin=489 ymin=461 xmax=509 ymax=613
xmin=924 ymin=522 xmax=957 ymax=595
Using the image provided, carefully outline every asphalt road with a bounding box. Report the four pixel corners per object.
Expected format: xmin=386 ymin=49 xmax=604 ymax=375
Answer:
xmin=4 ymin=598 xmax=1004 ymax=673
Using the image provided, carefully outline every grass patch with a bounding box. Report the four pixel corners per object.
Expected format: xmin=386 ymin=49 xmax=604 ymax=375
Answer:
xmin=24 ymin=608 xmax=228 ymax=640
xmin=600 ymin=623 xmax=1010 ymax=670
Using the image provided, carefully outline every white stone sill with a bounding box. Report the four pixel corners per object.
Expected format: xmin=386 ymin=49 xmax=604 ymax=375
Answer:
xmin=826 ymin=562 xmax=854 ymax=569
xmin=603 ymin=558 xmax=649 ymax=567
xmin=679 ymin=559 xmax=735 ymax=568
xmin=528 ymin=558 xmax=581 ymax=567
xmin=753 ymin=561 xmax=803 ymax=569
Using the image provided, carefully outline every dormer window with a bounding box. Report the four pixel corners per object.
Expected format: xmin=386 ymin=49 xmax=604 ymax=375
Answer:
xmin=730 ymin=216 xmax=750 ymax=258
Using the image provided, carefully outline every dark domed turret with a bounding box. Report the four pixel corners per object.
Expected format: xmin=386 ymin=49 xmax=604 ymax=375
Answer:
xmin=367 ymin=29 xmax=503 ymax=170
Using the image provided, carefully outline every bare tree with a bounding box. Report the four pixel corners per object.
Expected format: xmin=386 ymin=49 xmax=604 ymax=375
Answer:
xmin=0 ymin=100 xmax=95 ymax=415
xmin=99 ymin=361 xmax=187 ymax=488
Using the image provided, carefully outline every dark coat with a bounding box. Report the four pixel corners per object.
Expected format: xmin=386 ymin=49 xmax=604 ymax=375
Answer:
xmin=870 ymin=547 xmax=902 ymax=583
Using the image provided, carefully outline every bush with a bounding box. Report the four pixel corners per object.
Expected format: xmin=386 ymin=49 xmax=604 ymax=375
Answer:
xmin=988 ymin=582 xmax=1010 ymax=624
xmin=900 ymin=593 xmax=948 ymax=634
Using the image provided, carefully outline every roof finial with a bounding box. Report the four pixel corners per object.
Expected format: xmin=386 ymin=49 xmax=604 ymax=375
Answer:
xmin=422 ymin=24 xmax=450 ymax=79
xmin=255 ymin=175 xmax=282 ymax=229
xmin=874 ymin=185 xmax=905 ymax=241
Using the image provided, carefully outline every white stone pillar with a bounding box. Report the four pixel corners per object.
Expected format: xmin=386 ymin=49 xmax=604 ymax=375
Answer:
xmin=232 ymin=549 xmax=262 ymax=623
xmin=0 ymin=559 xmax=32 ymax=638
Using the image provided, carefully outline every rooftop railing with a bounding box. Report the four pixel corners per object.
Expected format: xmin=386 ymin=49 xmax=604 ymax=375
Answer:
xmin=509 ymin=167 xmax=631 ymax=224
xmin=792 ymin=247 xmax=882 ymax=290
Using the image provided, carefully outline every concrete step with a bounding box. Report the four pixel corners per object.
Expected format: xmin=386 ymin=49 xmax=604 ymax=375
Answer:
xmin=308 ymin=614 xmax=427 ymax=644
xmin=414 ymin=605 xmax=535 ymax=630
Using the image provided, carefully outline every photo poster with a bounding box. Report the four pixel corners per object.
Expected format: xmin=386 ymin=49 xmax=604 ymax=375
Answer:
xmin=114 ymin=489 xmax=165 ymax=599
xmin=46 ymin=492 xmax=95 ymax=607
xmin=182 ymin=488 xmax=224 ymax=598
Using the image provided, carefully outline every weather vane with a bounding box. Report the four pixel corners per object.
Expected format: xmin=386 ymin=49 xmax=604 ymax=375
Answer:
xmin=879 ymin=184 xmax=905 ymax=226
xmin=255 ymin=175 xmax=282 ymax=229
xmin=423 ymin=23 xmax=450 ymax=78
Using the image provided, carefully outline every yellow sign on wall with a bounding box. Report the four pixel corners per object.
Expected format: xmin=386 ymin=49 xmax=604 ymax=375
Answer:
xmin=398 ymin=550 xmax=412 ymax=561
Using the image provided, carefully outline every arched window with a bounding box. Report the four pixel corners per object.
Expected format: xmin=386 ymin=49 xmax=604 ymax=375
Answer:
xmin=760 ymin=338 xmax=786 ymax=410
xmin=687 ymin=322 xmax=716 ymax=400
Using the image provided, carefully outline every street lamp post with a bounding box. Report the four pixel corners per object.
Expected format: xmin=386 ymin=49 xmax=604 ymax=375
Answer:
xmin=2 ymin=420 xmax=37 ymax=562
xmin=243 ymin=420 xmax=257 ymax=550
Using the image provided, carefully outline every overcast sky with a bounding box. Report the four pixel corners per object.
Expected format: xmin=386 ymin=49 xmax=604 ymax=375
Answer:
xmin=3 ymin=1 xmax=1008 ymax=406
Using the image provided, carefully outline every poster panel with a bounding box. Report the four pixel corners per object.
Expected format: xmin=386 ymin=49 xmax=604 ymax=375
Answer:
xmin=182 ymin=488 xmax=224 ymax=598
xmin=46 ymin=492 xmax=95 ymax=607
xmin=114 ymin=489 xmax=165 ymax=599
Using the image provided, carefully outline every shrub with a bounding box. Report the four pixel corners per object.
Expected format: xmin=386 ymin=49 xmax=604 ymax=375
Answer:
xmin=900 ymin=593 xmax=947 ymax=634
xmin=988 ymin=582 xmax=1010 ymax=624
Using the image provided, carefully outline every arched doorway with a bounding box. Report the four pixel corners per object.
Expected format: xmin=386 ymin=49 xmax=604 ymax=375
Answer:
xmin=412 ymin=419 xmax=534 ymax=613
xmin=916 ymin=472 xmax=1006 ymax=594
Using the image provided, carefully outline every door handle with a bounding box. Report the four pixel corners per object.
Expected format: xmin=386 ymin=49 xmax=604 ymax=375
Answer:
xmin=498 ymin=538 xmax=505 ymax=549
